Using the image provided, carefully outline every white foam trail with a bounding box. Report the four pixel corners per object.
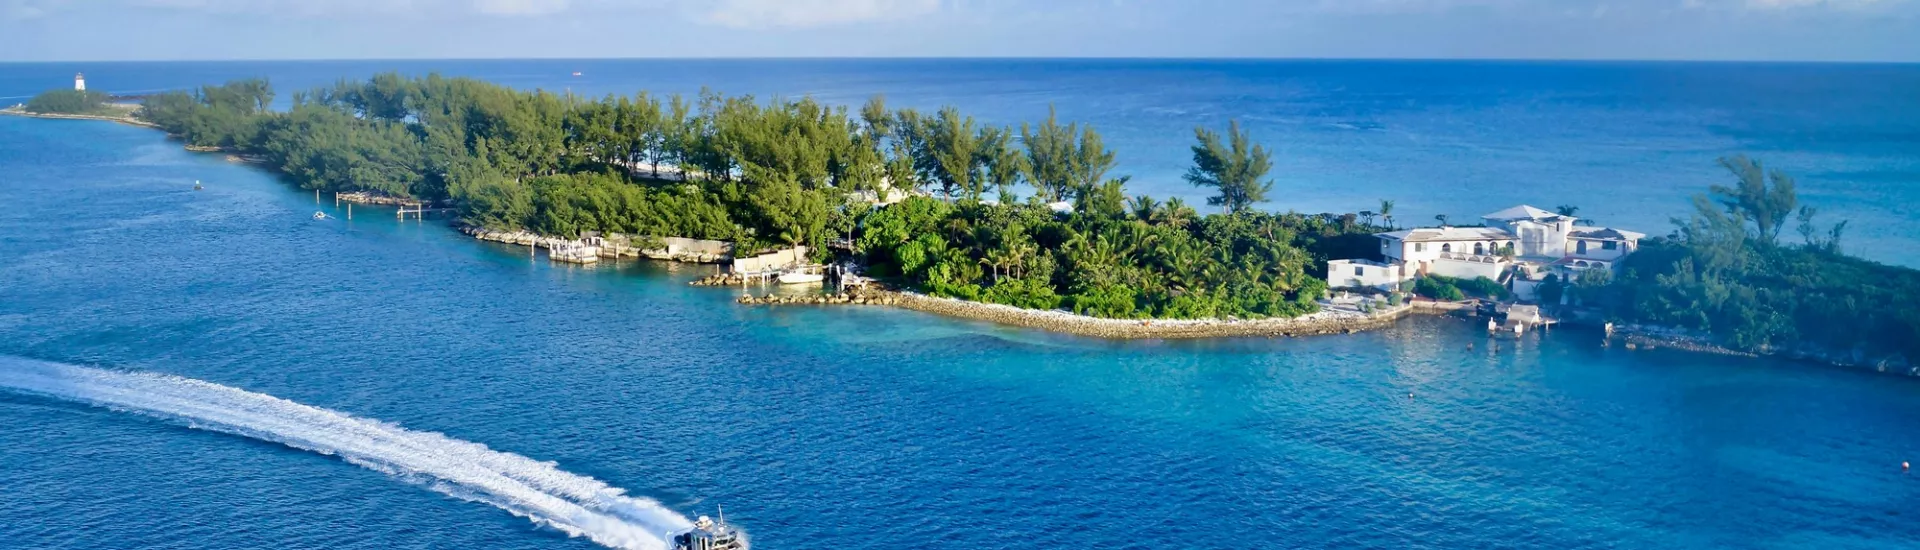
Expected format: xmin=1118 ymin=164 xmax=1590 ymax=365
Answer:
xmin=0 ymin=357 xmax=695 ymax=550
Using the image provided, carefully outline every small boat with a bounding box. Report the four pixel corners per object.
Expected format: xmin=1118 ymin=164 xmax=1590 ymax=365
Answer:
xmin=312 ymin=211 xmax=329 ymax=220
xmin=571 ymin=71 xmax=583 ymax=77
xmin=671 ymin=511 xmax=746 ymax=550
xmin=193 ymin=180 xmax=204 ymax=191
xmin=776 ymin=269 xmax=824 ymax=285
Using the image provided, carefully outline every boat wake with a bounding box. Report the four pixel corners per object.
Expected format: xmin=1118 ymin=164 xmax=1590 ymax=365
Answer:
xmin=0 ymin=356 xmax=694 ymax=550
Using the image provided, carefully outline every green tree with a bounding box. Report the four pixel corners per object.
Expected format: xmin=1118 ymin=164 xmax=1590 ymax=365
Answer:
xmin=25 ymin=89 xmax=114 ymax=114
xmin=977 ymin=125 xmax=1027 ymax=205
xmin=1183 ymin=120 xmax=1274 ymax=213
xmin=926 ymin=106 xmax=981 ymax=200
xmin=860 ymin=95 xmax=892 ymax=141
xmin=1712 ymin=155 xmax=1798 ymax=245
xmin=1020 ymin=105 xmax=1077 ymax=202
xmin=1068 ymin=126 xmax=1117 ymax=204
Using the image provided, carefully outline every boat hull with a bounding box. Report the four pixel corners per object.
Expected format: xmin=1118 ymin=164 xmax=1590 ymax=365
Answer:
xmin=777 ymin=273 xmax=824 ymax=285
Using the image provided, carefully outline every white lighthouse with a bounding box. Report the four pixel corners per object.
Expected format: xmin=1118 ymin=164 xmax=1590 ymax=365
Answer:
xmin=74 ymin=73 xmax=86 ymax=91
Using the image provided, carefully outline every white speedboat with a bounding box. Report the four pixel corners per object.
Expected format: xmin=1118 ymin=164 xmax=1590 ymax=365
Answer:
xmin=671 ymin=512 xmax=746 ymax=550
xmin=776 ymin=271 xmax=824 ymax=285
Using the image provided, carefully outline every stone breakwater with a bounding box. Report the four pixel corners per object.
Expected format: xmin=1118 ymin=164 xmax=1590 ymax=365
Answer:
xmin=1613 ymin=324 xmax=1916 ymax=378
xmin=735 ymin=286 xmax=1416 ymax=339
xmin=736 ymin=291 xmax=899 ymax=307
xmin=691 ymin=273 xmax=749 ymax=286
xmin=891 ymin=293 xmax=1415 ymax=339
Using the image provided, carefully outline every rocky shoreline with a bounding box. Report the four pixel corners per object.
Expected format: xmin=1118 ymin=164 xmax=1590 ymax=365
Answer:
xmin=1612 ymin=324 xmax=1915 ymax=377
xmin=730 ymin=283 xmax=1418 ymax=339
xmin=887 ymin=293 xmax=1417 ymax=339
xmin=463 ymin=226 xmax=731 ymax=264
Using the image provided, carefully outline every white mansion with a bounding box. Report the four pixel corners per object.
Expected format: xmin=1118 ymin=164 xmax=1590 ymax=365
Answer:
xmin=1328 ymin=205 xmax=1645 ymax=301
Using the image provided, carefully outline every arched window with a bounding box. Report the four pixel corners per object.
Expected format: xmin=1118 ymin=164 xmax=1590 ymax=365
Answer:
xmin=1441 ymin=243 xmax=1452 ymax=253
xmin=1474 ymin=242 xmax=1486 ymax=255
xmin=1577 ymin=240 xmax=1589 ymax=255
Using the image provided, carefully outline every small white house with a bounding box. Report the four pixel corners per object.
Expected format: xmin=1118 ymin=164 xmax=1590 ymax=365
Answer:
xmin=1327 ymin=259 xmax=1408 ymax=290
xmin=1567 ymin=227 xmax=1645 ymax=261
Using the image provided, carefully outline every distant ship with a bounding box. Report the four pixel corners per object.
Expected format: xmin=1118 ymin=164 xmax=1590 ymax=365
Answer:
xmin=670 ymin=511 xmax=746 ymax=550
xmin=572 ymin=71 xmax=583 ymax=77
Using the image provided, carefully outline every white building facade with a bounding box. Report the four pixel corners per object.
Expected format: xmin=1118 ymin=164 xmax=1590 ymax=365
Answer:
xmin=1328 ymin=204 xmax=1646 ymax=299
xmin=1327 ymin=259 xmax=1408 ymax=290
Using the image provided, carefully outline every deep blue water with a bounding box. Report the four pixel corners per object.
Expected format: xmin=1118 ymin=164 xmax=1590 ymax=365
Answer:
xmin=2 ymin=59 xmax=1917 ymax=265
xmin=3 ymin=61 xmax=1920 ymax=550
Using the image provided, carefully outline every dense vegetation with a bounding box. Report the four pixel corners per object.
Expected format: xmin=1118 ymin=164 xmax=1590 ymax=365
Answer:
xmin=24 ymin=89 xmax=116 ymax=115
xmin=136 ymin=75 xmax=1383 ymax=320
xmin=1594 ymin=156 xmax=1920 ymax=358
xmin=1414 ymin=274 xmax=1508 ymax=302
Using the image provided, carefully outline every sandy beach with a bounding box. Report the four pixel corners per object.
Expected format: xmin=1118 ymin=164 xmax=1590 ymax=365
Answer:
xmin=0 ymin=104 xmax=157 ymax=128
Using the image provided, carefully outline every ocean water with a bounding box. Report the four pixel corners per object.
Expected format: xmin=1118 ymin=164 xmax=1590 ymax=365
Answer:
xmin=2 ymin=59 xmax=1917 ymax=266
xmin=3 ymin=62 xmax=1920 ymax=550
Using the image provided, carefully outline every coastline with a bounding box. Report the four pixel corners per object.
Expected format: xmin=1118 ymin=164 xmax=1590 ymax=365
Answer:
xmin=880 ymin=291 xmax=1418 ymax=339
xmin=734 ymin=286 xmax=1420 ymax=339
xmin=0 ymin=106 xmax=159 ymax=129
xmin=463 ymin=226 xmax=731 ymax=264
xmin=17 ymin=113 xmax=1915 ymax=374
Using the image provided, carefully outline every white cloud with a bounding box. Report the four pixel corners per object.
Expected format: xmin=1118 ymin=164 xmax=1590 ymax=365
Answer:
xmin=697 ymin=0 xmax=942 ymax=29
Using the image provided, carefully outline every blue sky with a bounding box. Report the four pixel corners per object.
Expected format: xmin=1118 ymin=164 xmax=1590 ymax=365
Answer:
xmin=2 ymin=0 xmax=1916 ymax=61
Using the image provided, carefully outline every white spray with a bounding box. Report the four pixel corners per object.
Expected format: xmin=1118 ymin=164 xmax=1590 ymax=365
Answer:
xmin=0 ymin=357 xmax=696 ymax=550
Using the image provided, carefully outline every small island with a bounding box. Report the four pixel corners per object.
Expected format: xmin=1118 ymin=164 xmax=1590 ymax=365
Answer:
xmin=3 ymin=75 xmax=153 ymax=127
xmin=34 ymin=73 xmax=1916 ymax=373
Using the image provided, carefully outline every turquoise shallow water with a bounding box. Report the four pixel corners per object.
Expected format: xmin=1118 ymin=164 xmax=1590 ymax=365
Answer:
xmin=3 ymin=63 xmax=1920 ymax=549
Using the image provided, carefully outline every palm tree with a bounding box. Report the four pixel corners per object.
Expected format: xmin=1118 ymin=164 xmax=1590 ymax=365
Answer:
xmin=1378 ymin=199 xmax=1396 ymax=228
xmin=1008 ymin=237 xmax=1038 ymax=279
xmin=1434 ymin=214 xmax=1450 ymax=227
xmin=1163 ymin=197 xmax=1198 ymax=229
xmin=1129 ymin=195 xmax=1161 ymax=224
xmin=1358 ymin=210 xmax=1376 ymax=226
xmin=1555 ymin=204 xmax=1580 ymax=217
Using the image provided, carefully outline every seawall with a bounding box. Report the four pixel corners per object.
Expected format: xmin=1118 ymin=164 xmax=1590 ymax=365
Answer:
xmin=732 ymin=287 xmax=1419 ymax=340
xmin=461 ymin=227 xmax=732 ymax=264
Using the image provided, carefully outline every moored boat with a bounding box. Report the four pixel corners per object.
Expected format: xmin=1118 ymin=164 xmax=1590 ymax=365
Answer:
xmin=776 ymin=271 xmax=824 ymax=285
